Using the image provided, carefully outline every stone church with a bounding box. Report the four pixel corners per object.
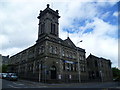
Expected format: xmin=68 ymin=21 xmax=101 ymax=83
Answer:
xmin=9 ymin=4 xmax=88 ymax=83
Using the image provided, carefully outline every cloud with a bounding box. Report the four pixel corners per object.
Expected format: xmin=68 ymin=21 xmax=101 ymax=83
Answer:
xmin=0 ymin=1 xmax=118 ymax=67
xmin=101 ymin=12 xmax=110 ymax=19
xmin=113 ymin=11 xmax=119 ymax=17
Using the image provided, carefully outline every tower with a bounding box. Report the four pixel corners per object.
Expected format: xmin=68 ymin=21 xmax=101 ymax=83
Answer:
xmin=37 ymin=4 xmax=60 ymax=41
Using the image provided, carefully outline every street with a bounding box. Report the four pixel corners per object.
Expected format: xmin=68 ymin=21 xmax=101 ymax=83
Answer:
xmin=1 ymin=79 xmax=120 ymax=89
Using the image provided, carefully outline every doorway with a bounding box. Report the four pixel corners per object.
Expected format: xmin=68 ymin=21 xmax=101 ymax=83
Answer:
xmin=50 ymin=65 xmax=57 ymax=79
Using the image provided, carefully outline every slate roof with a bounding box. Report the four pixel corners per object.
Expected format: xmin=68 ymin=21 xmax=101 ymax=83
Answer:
xmin=87 ymin=53 xmax=110 ymax=62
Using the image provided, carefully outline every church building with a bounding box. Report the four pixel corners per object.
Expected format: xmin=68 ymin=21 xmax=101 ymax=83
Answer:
xmin=8 ymin=4 xmax=88 ymax=83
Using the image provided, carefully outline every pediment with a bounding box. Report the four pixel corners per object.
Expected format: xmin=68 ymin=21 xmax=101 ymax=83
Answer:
xmin=63 ymin=37 xmax=76 ymax=48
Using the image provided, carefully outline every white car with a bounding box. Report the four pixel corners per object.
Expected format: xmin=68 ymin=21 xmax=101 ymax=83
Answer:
xmin=7 ymin=73 xmax=18 ymax=81
xmin=2 ymin=73 xmax=8 ymax=79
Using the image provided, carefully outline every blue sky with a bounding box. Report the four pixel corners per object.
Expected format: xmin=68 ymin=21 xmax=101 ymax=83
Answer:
xmin=0 ymin=0 xmax=119 ymax=67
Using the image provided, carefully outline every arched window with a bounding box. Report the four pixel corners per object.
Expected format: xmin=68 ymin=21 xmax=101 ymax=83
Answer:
xmin=49 ymin=46 xmax=53 ymax=53
xmin=51 ymin=23 xmax=56 ymax=35
xmin=41 ymin=23 xmax=45 ymax=34
xmin=54 ymin=47 xmax=57 ymax=54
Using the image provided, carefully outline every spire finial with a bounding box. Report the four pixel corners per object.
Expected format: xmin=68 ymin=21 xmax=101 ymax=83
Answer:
xmin=67 ymin=30 xmax=69 ymax=38
xmin=47 ymin=4 xmax=50 ymax=8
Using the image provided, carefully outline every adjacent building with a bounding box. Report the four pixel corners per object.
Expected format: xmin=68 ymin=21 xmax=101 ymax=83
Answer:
xmin=0 ymin=54 xmax=9 ymax=65
xmin=8 ymin=4 xmax=88 ymax=83
xmin=86 ymin=54 xmax=113 ymax=82
xmin=0 ymin=54 xmax=10 ymax=73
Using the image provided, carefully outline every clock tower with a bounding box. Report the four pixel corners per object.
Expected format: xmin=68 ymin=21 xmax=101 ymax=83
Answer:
xmin=37 ymin=4 xmax=60 ymax=41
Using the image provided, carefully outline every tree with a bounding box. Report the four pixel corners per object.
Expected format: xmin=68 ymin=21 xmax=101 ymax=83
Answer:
xmin=0 ymin=65 xmax=2 ymax=73
xmin=2 ymin=64 xmax=8 ymax=73
xmin=112 ymin=67 xmax=120 ymax=80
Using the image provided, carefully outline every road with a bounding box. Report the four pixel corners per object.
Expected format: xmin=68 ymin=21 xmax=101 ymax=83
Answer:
xmin=1 ymin=79 xmax=120 ymax=89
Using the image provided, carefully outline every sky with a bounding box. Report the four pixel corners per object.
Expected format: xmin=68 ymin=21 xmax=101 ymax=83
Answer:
xmin=0 ymin=0 xmax=119 ymax=67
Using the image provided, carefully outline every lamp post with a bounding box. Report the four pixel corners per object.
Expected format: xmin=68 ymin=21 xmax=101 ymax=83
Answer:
xmin=39 ymin=63 xmax=41 ymax=82
xmin=76 ymin=40 xmax=82 ymax=83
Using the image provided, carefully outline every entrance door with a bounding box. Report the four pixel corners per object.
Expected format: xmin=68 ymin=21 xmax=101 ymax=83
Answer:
xmin=50 ymin=66 xmax=56 ymax=79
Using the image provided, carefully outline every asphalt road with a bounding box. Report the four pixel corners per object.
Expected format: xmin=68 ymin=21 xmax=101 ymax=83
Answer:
xmin=1 ymin=79 xmax=120 ymax=89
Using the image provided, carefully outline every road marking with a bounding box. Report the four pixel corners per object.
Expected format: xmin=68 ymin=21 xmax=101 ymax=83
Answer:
xmin=13 ymin=82 xmax=24 ymax=85
xmin=40 ymin=86 xmax=47 ymax=87
xmin=8 ymin=85 xmax=20 ymax=88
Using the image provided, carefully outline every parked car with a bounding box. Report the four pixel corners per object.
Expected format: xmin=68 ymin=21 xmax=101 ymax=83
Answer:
xmin=7 ymin=73 xmax=18 ymax=81
xmin=2 ymin=73 xmax=8 ymax=79
xmin=113 ymin=77 xmax=120 ymax=82
xmin=0 ymin=73 xmax=2 ymax=79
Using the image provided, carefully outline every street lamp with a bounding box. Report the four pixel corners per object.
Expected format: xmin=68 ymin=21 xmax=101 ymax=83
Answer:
xmin=76 ymin=40 xmax=83 ymax=83
xmin=39 ymin=63 xmax=41 ymax=82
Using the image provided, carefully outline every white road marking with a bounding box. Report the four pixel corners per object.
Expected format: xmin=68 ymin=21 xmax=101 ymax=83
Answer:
xmin=8 ymin=85 xmax=20 ymax=88
xmin=40 ymin=86 xmax=47 ymax=87
xmin=13 ymin=82 xmax=24 ymax=85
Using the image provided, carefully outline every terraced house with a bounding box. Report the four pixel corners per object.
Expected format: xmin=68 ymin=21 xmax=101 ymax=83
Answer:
xmin=8 ymin=4 xmax=88 ymax=83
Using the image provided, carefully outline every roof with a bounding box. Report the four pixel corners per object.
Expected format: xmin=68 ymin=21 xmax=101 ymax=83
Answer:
xmin=87 ymin=53 xmax=111 ymax=62
xmin=63 ymin=37 xmax=76 ymax=48
xmin=37 ymin=4 xmax=60 ymax=19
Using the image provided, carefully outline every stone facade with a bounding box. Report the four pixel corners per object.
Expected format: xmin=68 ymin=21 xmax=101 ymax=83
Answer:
xmin=0 ymin=54 xmax=9 ymax=65
xmin=8 ymin=4 xmax=88 ymax=83
xmin=86 ymin=54 xmax=113 ymax=82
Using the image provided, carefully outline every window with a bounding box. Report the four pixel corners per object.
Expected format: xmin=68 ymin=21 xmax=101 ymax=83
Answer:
xmin=74 ymin=64 xmax=77 ymax=71
xmin=81 ymin=56 xmax=84 ymax=60
xmin=36 ymin=61 xmax=39 ymax=71
xmin=41 ymin=46 xmax=44 ymax=53
xmin=73 ymin=64 xmax=75 ymax=71
xmin=63 ymin=62 xmax=65 ymax=70
xmin=62 ymin=50 xmax=65 ymax=56
xmin=69 ymin=64 xmax=71 ymax=71
xmin=73 ymin=53 xmax=76 ymax=59
xmin=67 ymin=63 xmax=69 ymax=71
xmin=95 ymin=60 xmax=98 ymax=67
xmin=41 ymin=23 xmax=45 ymax=34
xmin=80 ymin=65 xmax=86 ymax=72
xmin=69 ymin=52 xmax=72 ymax=58
xmin=96 ymin=71 xmax=99 ymax=77
xmin=108 ymin=61 xmax=111 ymax=68
xmin=84 ymin=66 xmax=86 ymax=72
xmin=39 ymin=45 xmax=44 ymax=54
xmin=49 ymin=46 xmax=53 ymax=53
xmin=71 ymin=64 xmax=73 ymax=71
xmin=51 ymin=23 xmax=56 ymax=35
xmin=69 ymin=75 xmax=72 ymax=79
xmin=66 ymin=51 xmax=68 ymax=57
xmin=80 ymin=56 xmax=82 ymax=60
xmin=54 ymin=47 xmax=57 ymax=54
